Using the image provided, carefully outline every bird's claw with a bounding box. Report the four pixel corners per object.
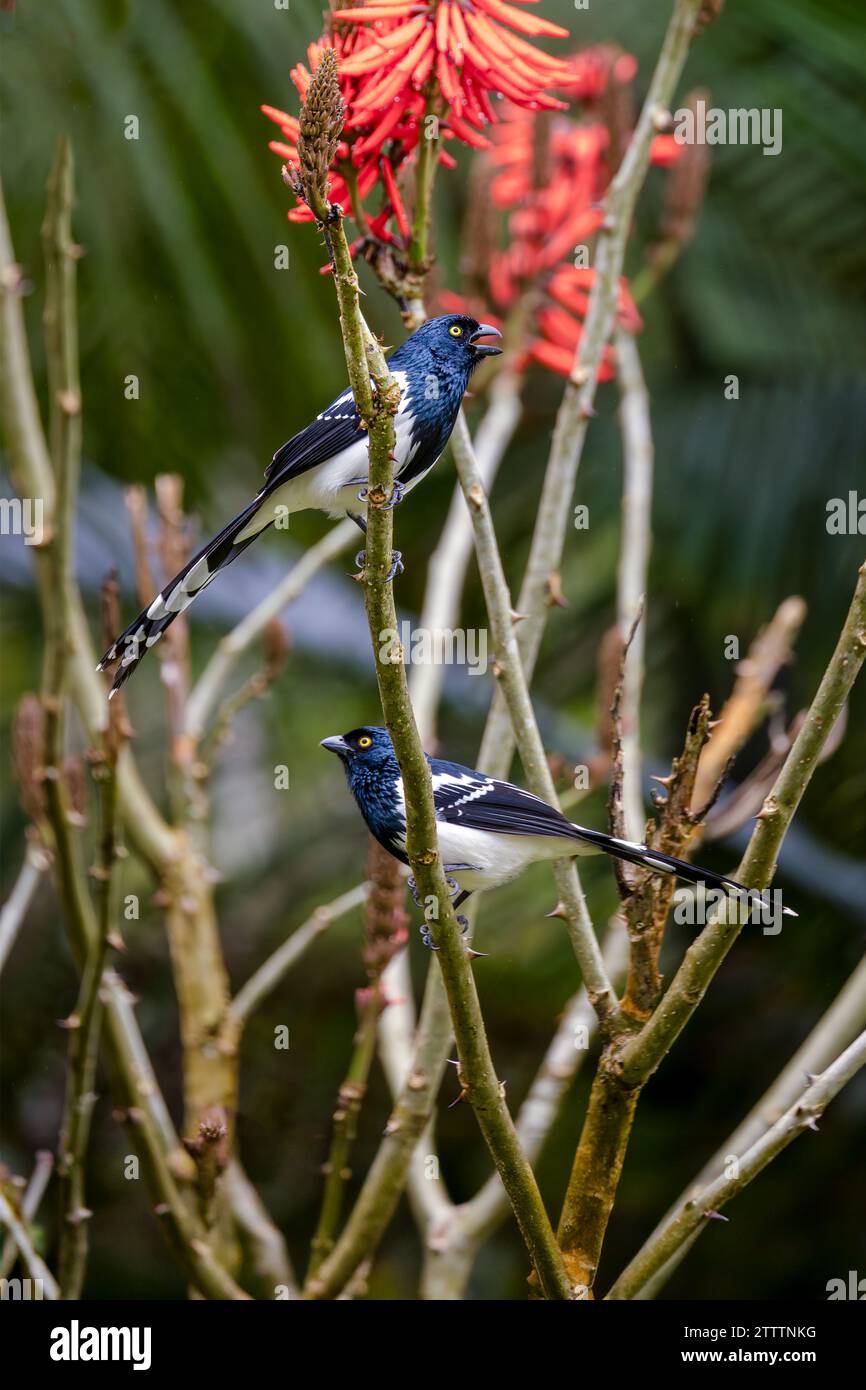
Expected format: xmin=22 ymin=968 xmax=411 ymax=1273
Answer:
xmin=407 ymin=875 xmax=421 ymax=907
xmin=352 ymin=548 xmax=404 ymax=583
xmin=420 ymin=916 xmax=486 ymax=956
xmin=357 ymin=479 xmax=406 ymax=510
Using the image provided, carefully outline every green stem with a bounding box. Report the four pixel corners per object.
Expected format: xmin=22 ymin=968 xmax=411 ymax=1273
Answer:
xmin=308 ymin=984 xmax=383 ymax=1277
xmin=57 ymin=745 xmax=119 ymax=1299
xmin=309 ymin=197 xmax=572 ymax=1299
xmin=607 ymin=1029 xmax=866 ymax=1299
xmin=617 ymin=560 xmax=866 ymax=1088
xmin=408 ymin=96 xmax=437 ymax=274
xmin=482 ymin=0 xmax=704 ymax=773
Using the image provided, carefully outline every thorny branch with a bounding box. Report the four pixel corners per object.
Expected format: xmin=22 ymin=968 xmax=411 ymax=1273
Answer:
xmin=607 ymin=1028 xmax=866 ymax=1299
xmin=296 ymin=53 xmax=573 ymax=1301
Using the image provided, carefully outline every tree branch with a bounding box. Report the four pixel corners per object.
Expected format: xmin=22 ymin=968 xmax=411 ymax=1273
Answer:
xmin=184 ymin=517 xmax=358 ymax=745
xmin=617 ymin=559 xmax=866 ymax=1086
xmin=0 ymin=1151 xmax=53 ymax=1282
xmin=691 ymin=596 xmax=807 ymax=813
xmin=481 ymin=0 xmax=705 ymax=771
xmin=0 ymin=1193 xmax=60 ymax=1300
xmin=448 ymin=411 xmax=618 ymax=1025
xmin=0 ymin=160 xmax=176 ymax=874
xmin=614 ymin=328 xmax=653 ymax=845
xmin=296 ymin=67 xmax=572 ymax=1298
xmin=230 ymin=883 xmax=367 ymax=1026
xmin=621 ymin=949 xmax=866 ymax=1298
xmin=420 ymin=923 xmax=630 ymax=1300
xmin=606 ymin=1028 xmax=866 ymax=1299
xmin=0 ymin=842 xmax=49 ymax=975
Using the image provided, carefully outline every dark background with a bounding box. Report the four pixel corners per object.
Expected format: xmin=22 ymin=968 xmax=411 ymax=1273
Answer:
xmin=2 ymin=0 xmax=865 ymax=1299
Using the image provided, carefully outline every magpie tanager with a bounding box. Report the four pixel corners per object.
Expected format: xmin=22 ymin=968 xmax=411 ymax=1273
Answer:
xmin=321 ymin=726 xmax=795 ymax=939
xmin=98 ymin=314 xmax=501 ymax=695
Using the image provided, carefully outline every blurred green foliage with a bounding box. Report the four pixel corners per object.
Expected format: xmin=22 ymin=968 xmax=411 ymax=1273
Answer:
xmin=1 ymin=0 xmax=865 ymax=1300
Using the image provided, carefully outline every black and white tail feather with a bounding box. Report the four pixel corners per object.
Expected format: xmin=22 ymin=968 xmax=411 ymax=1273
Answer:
xmin=97 ymin=499 xmax=264 ymax=694
xmin=559 ymin=824 xmax=779 ymax=904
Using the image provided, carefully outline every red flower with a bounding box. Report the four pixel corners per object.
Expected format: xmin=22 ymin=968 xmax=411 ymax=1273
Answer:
xmin=262 ymin=2 xmax=573 ymax=252
xmin=529 ymin=266 xmax=642 ymax=380
xmin=262 ymin=30 xmax=420 ymax=243
xmin=440 ymin=46 xmax=681 ymax=379
xmin=333 ymin=0 xmax=573 ymax=135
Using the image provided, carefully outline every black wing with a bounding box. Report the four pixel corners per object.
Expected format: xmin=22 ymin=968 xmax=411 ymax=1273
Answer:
xmin=430 ymin=763 xmax=578 ymax=841
xmin=263 ymin=387 xmax=365 ymax=490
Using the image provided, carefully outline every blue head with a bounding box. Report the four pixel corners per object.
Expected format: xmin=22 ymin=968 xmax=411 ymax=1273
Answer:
xmin=390 ymin=314 xmax=501 ymax=381
xmin=321 ymin=726 xmax=397 ymax=774
xmin=321 ymin=727 xmax=406 ymax=854
xmin=388 ymin=314 xmax=502 ymax=464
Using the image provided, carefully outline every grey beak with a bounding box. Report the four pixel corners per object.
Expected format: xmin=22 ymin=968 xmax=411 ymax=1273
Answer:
xmin=470 ymin=323 xmax=503 ymax=357
xmin=321 ymin=735 xmax=350 ymax=757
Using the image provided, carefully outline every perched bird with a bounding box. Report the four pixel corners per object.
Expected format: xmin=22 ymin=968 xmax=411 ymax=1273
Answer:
xmin=98 ymin=313 xmax=501 ymax=695
xmin=321 ymin=726 xmax=793 ymax=943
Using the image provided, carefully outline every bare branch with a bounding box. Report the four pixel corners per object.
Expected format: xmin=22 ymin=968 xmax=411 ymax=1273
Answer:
xmin=617 ymin=560 xmax=866 ymax=1087
xmin=622 ymin=949 xmax=866 ymax=1298
xmin=614 ymin=328 xmax=654 ymax=845
xmin=230 ymin=883 xmax=368 ymax=1026
xmin=0 ymin=843 xmax=49 ymax=975
xmin=691 ymin=595 xmax=807 ymax=813
xmin=481 ymin=0 xmax=705 ymax=773
xmin=607 ymin=1028 xmax=866 ymax=1299
xmin=0 ymin=1192 xmax=60 ymax=1300
xmin=184 ymin=517 xmax=358 ymax=745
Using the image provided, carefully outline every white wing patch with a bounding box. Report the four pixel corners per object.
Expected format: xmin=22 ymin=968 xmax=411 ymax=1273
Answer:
xmin=317 ymin=388 xmax=354 ymax=423
xmin=430 ymin=770 xmax=496 ymax=815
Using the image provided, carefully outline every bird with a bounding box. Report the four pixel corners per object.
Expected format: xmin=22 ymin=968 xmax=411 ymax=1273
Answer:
xmin=320 ymin=726 xmax=794 ymax=944
xmin=97 ymin=313 xmax=502 ymax=695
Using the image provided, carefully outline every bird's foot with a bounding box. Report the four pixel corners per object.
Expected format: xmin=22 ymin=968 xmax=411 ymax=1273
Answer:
xmin=352 ymin=548 xmax=403 ymax=583
xmin=419 ymin=915 xmax=487 ymax=956
xmin=381 ymin=478 xmax=406 ymax=510
xmin=407 ymin=875 xmax=421 ymax=907
xmin=357 ymin=478 xmax=406 ymax=511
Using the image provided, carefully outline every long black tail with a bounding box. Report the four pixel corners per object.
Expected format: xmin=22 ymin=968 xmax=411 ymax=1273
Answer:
xmin=569 ymin=824 xmax=796 ymax=915
xmin=97 ymin=497 xmax=268 ymax=697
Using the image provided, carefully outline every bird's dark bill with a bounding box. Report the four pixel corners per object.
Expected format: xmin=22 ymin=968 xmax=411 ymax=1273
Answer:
xmin=470 ymin=323 xmax=503 ymax=357
xmin=320 ymin=735 xmax=350 ymax=757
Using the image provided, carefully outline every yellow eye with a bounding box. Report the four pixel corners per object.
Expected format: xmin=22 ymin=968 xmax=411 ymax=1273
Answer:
xmin=358 ymin=735 xmax=372 ymax=748
xmin=449 ymin=324 xmax=463 ymax=337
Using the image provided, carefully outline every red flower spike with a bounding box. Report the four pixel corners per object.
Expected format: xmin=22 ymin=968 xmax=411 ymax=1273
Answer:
xmin=381 ymin=158 xmax=410 ymax=239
